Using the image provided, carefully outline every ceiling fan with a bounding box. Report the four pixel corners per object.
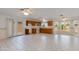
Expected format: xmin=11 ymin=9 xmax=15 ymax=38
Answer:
xmin=17 ymin=8 xmax=32 ymax=15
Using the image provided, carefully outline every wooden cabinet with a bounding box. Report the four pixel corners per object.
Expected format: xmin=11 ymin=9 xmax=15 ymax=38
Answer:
xmin=32 ymin=28 xmax=37 ymax=34
xmin=48 ymin=21 xmax=53 ymax=26
xmin=40 ymin=28 xmax=53 ymax=34
xmin=25 ymin=18 xmax=53 ymax=34
xmin=25 ymin=19 xmax=41 ymax=34
xmin=25 ymin=29 xmax=30 ymax=34
xmin=26 ymin=20 xmax=41 ymax=26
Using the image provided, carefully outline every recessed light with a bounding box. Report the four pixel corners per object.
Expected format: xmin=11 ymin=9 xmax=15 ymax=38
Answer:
xmin=24 ymin=12 xmax=29 ymax=15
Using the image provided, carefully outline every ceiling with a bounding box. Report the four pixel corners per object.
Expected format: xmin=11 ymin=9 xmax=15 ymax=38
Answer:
xmin=0 ymin=8 xmax=79 ymax=20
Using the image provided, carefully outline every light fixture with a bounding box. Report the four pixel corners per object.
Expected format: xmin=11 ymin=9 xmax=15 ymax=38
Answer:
xmin=59 ymin=14 xmax=67 ymax=21
xmin=62 ymin=18 xmax=67 ymax=21
xmin=18 ymin=8 xmax=32 ymax=15
xmin=24 ymin=12 xmax=29 ymax=15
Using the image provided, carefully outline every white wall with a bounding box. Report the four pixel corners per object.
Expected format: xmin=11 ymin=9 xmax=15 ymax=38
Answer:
xmin=0 ymin=15 xmax=15 ymax=39
xmin=0 ymin=15 xmax=7 ymax=39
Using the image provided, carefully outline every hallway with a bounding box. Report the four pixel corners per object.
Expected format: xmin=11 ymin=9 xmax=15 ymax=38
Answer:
xmin=0 ymin=34 xmax=79 ymax=51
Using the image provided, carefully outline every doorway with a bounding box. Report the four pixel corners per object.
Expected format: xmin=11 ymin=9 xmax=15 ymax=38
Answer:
xmin=16 ymin=22 xmax=24 ymax=35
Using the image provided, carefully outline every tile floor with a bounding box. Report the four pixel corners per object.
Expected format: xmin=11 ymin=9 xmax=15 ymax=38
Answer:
xmin=0 ymin=34 xmax=79 ymax=51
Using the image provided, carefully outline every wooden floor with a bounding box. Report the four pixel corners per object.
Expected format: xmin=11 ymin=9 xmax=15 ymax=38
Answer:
xmin=0 ymin=34 xmax=79 ymax=51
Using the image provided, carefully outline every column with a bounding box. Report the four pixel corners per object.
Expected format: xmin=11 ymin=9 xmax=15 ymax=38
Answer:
xmin=22 ymin=16 xmax=27 ymax=34
xmin=13 ymin=18 xmax=18 ymax=36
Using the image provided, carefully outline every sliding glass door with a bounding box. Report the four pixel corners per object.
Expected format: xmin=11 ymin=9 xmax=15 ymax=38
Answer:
xmin=53 ymin=20 xmax=79 ymax=35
